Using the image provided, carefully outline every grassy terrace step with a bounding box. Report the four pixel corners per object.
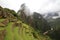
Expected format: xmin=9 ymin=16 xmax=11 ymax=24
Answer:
xmin=0 ymin=19 xmax=5 ymax=22
xmin=0 ymin=27 xmax=5 ymax=30
xmin=14 ymin=21 xmax=37 ymax=40
xmin=20 ymin=23 xmax=38 ymax=40
xmin=14 ymin=27 xmax=23 ymax=40
xmin=4 ymin=22 xmax=14 ymax=40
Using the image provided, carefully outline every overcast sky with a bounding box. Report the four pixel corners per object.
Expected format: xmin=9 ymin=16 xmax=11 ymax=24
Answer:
xmin=0 ymin=0 xmax=60 ymax=14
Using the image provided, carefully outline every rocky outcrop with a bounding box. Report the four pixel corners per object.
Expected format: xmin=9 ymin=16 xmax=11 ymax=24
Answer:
xmin=0 ymin=23 xmax=5 ymax=27
xmin=0 ymin=19 xmax=9 ymax=27
xmin=0 ymin=6 xmax=17 ymax=20
xmin=0 ymin=29 xmax=6 ymax=40
xmin=1 ymin=19 xmax=9 ymax=26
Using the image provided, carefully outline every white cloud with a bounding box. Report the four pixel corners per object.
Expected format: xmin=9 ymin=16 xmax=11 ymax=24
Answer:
xmin=0 ymin=0 xmax=60 ymax=14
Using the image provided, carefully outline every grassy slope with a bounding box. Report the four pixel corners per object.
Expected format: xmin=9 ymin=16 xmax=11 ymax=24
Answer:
xmin=4 ymin=22 xmax=14 ymax=40
xmin=0 ymin=19 xmax=5 ymax=22
xmin=0 ymin=19 xmax=51 ymax=40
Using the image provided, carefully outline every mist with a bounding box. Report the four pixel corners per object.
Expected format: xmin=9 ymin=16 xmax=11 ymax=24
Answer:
xmin=0 ymin=0 xmax=60 ymax=14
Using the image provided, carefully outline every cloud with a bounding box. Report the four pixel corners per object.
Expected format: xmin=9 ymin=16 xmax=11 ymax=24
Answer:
xmin=0 ymin=0 xmax=60 ymax=14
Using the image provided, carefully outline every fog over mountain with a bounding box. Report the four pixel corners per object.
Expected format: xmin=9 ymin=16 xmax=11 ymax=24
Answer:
xmin=43 ymin=12 xmax=60 ymax=20
xmin=0 ymin=0 xmax=60 ymax=14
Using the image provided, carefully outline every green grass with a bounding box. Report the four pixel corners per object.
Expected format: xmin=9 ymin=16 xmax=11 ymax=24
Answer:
xmin=14 ymin=27 xmax=23 ymax=40
xmin=21 ymin=23 xmax=38 ymax=40
xmin=0 ymin=19 xmax=5 ymax=22
xmin=4 ymin=22 xmax=14 ymax=40
xmin=0 ymin=27 xmax=5 ymax=30
xmin=0 ymin=20 xmax=51 ymax=40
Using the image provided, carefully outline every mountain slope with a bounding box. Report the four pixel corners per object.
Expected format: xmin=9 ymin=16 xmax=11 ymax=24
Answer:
xmin=0 ymin=6 xmax=51 ymax=40
xmin=0 ymin=19 xmax=51 ymax=40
